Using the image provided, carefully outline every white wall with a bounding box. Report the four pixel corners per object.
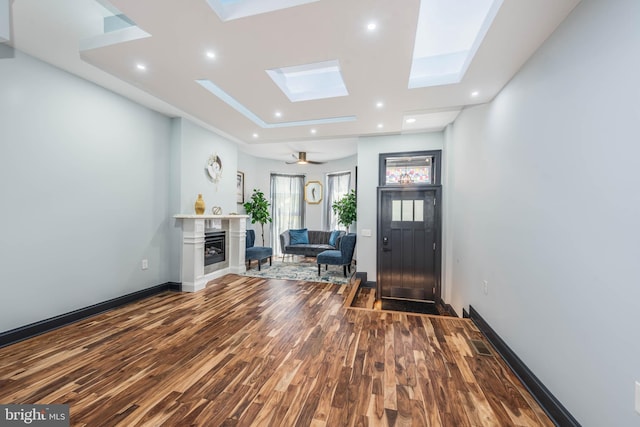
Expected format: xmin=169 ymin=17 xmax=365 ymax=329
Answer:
xmin=167 ymin=118 xmax=239 ymax=281
xmin=0 ymin=51 xmax=172 ymax=332
xmin=357 ymin=133 xmax=444 ymax=282
xmin=237 ymin=152 xmax=357 ymax=245
xmin=174 ymin=118 xmax=238 ymax=215
xmin=444 ymin=1 xmax=640 ymax=425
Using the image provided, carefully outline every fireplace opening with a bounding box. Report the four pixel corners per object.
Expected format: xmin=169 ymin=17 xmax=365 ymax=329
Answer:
xmin=204 ymin=230 xmax=226 ymax=266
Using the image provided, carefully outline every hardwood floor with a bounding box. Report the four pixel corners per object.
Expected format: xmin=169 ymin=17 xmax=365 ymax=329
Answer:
xmin=0 ymin=275 xmax=553 ymax=426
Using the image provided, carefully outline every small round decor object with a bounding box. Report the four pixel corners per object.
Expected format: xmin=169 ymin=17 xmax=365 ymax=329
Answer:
xmin=206 ymin=154 xmax=223 ymax=183
xmin=212 ymin=206 xmax=222 ymax=215
xmin=194 ymin=194 xmax=206 ymax=215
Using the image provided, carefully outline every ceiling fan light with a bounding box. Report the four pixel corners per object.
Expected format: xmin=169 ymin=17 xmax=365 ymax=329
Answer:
xmin=286 ymin=151 xmax=325 ymax=165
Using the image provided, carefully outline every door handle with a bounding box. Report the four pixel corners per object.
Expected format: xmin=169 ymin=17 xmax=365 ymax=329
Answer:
xmin=382 ymin=236 xmax=391 ymax=251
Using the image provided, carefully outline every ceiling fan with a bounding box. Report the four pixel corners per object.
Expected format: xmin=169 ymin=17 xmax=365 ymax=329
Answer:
xmin=286 ymin=152 xmax=325 ymax=165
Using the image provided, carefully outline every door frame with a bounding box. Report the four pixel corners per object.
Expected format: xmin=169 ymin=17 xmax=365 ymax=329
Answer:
xmin=376 ymin=185 xmax=442 ymax=302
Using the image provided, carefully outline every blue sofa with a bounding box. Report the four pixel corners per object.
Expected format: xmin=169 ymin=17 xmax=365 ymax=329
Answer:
xmin=279 ymin=229 xmax=345 ymax=259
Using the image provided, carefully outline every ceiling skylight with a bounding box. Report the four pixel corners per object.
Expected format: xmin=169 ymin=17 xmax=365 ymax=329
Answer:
xmin=103 ymin=14 xmax=135 ymax=33
xmin=196 ymin=79 xmax=355 ymax=128
xmin=81 ymin=1 xmax=150 ymax=51
xmin=409 ymin=0 xmax=503 ymax=89
xmin=266 ymin=60 xmax=349 ymax=103
xmin=207 ymin=0 xmax=319 ymax=22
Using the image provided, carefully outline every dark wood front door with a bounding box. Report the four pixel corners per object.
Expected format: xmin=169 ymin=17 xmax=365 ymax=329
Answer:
xmin=377 ymin=187 xmax=441 ymax=302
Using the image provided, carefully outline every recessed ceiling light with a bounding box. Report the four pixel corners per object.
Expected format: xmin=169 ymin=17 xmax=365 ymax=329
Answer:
xmin=310 ymin=128 xmax=317 ymax=134
xmin=252 ymin=133 xmax=259 ymax=138
xmin=376 ymin=101 xmax=384 ymax=108
xmin=471 ymin=91 xmax=479 ymax=97
xmin=377 ymin=123 xmax=384 ymax=129
xmin=406 ymin=118 xmax=416 ymax=124
xmin=205 ymin=51 xmax=216 ymax=59
xmin=136 ymin=63 xmax=146 ymax=71
xmin=367 ymin=22 xmax=377 ymax=31
xmin=275 ymin=111 xmax=282 ymax=118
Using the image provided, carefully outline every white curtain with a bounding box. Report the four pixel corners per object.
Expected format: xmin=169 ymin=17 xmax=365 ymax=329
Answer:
xmin=270 ymin=173 xmax=305 ymax=255
xmin=325 ymin=171 xmax=351 ymax=230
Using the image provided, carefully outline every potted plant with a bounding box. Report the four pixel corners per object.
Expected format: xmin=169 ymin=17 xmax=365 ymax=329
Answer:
xmin=243 ymin=189 xmax=272 ymax=245
xmin=332 ymin=189 xmax=357 ymax=232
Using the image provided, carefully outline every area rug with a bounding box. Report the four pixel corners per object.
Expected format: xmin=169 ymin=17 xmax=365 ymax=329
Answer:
xmin=243 ymin=259 xmax=352 ymax=285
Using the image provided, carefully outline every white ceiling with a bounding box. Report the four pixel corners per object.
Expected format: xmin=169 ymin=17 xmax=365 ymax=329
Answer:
xmin=7 ymin=0 xmax=579 ymax=162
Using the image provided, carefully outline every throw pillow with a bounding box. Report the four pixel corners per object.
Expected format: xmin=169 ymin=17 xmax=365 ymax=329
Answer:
xmin=289 ymin=228 xmax=309 ymax=245
xmin=328 ymin=230 xmax=340 ymax=246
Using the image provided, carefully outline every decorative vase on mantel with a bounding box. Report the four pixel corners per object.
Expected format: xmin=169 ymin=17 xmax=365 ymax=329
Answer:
xmin=194 ymin=194 xmax=206 ymax=215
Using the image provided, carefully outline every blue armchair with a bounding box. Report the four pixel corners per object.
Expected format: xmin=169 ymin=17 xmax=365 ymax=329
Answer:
xmin=316 ymin=233 xmax=356 ymax=277
xmin=245 ymin=229 xmax=272 ymax=271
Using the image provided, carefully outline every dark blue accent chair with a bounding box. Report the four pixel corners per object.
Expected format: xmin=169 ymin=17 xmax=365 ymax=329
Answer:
xmin=316 ymin=233 xmax=356 ymax=277
xmin=245 ymin=229 xmax=272 ymax=271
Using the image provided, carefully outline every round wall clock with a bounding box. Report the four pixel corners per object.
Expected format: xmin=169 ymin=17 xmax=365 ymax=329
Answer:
xmin=206 ymin=154 xmax=223 ymax=182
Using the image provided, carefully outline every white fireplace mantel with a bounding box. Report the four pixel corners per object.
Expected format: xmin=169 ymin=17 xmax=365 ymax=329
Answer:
xmin=174 ymin=214 xmax=249 ymax=292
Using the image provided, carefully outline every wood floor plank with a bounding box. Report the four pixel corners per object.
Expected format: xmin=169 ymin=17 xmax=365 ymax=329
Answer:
xmin=0 ymin=274 xmax=554 ymax=426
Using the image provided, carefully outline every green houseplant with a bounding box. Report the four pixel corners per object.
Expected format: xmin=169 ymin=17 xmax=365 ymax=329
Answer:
xmin=332 ymin=189 xmax=357 ymax=232
xmin=243 ymin=189 xmax=272 ymax=245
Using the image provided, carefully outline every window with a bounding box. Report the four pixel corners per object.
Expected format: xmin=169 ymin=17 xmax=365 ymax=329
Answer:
xmin=379 ymin=150 xmax=441 ymax=186
xmin=325 ymin=171 xmax=351 ymax=230
xmin=392 ymin=199 xmax=424 ymax=222
xmin=270 ymin=174 xmax=305 ymax=255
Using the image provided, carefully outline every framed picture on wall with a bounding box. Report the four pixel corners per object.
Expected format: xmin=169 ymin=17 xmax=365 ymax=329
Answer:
xmin=304 ymin=181 xmax=323 ymax=204
xmin=236 ymin=171 xmax=245 ymax=204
